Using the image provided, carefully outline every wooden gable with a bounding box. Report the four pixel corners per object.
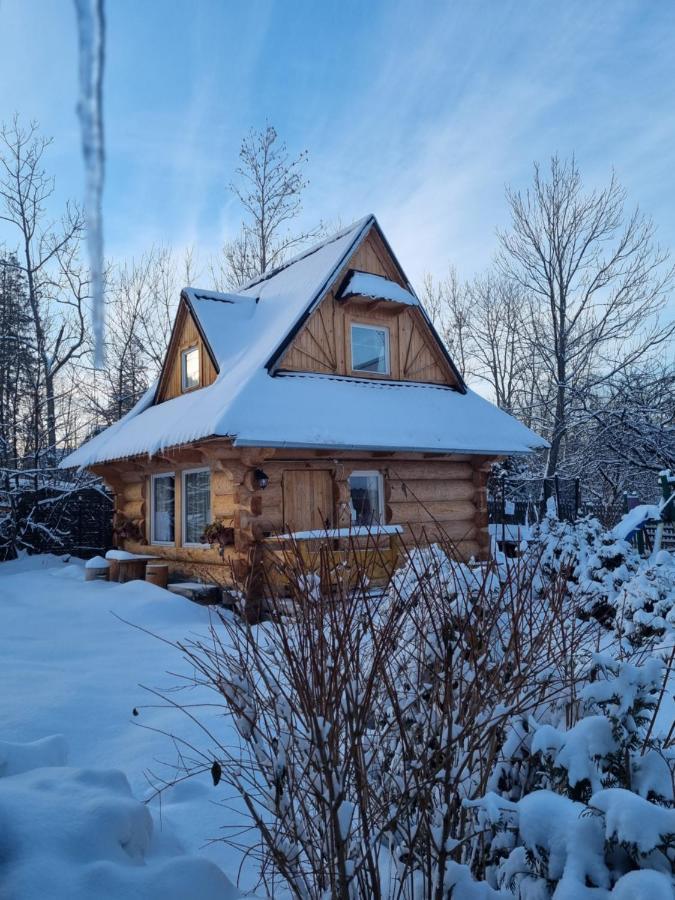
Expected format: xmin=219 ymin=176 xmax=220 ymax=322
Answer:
xmin=276 ymin=228 xmax=461 ymax=388
xmin=155 ymin=298 xmax=218 ymax=403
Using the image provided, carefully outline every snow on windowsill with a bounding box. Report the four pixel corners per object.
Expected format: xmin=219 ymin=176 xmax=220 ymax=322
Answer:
xmin=271 ymin=525 xmax=403 ymax=541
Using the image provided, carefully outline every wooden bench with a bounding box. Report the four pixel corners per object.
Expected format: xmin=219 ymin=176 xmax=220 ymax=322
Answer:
xmin=105 ymin=551 xmax=160 ymax=583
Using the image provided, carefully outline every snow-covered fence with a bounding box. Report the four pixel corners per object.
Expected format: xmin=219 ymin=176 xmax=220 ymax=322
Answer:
xmin=0 ymin=484 xmax=112 ymax=561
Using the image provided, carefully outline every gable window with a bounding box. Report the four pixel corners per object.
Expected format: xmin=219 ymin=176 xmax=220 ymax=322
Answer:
xmin=151 ymin=473 xmax=175 ymax=544
xmin=181 ymin=346 xmax=200 ymax=391
xmin=351 ymin=323 xmax=389 ymax=375
xmin=182 ymin=468 xmax=211 ymax=546
xmin=349 ymin=470 xmax=384 ymax=526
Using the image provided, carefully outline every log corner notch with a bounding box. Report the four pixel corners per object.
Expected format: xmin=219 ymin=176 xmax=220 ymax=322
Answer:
xmin=214 ymin=447 xmax=278 ymax=555
xmin=472 ymin=456 xmax=496 ymax=556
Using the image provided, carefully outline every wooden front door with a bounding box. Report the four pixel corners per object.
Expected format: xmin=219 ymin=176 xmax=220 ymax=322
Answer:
xmin=282 ymin=469 xmax=335 ymax=533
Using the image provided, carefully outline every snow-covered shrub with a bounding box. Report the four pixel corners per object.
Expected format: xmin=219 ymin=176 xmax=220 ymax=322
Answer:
xmin=525 ymin=513 xmax=641 ymax=623
xmin=166 ymin=533 xmax=601 ymax=898
xmin=524 ymin=510 xmax=675 ymax=646
xmin=157 ymin=525 xmax=674 ymax=897
xmin=469 ymin=651 xmax=675 ymax=896
xmin=613 ymin=551 xmax=675 ymax=646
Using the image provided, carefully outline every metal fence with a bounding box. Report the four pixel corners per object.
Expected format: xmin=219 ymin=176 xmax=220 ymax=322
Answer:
xmin=488 ymin=476 xmax=582 ymax=525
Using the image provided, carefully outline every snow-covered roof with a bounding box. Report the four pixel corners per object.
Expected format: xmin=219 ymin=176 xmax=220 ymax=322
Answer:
xmin=338 ymin=270 xmax=418 ymax=306
xmin=61 ymin=216 xmax=548 ymax=468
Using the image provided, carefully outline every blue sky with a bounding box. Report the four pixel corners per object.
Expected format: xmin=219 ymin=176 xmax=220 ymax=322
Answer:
xmin=2 ymin=0 xmax=675 ymax=289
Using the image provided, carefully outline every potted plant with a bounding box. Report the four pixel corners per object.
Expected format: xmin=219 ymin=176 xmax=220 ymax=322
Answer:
xmin=201 ymin=519 xmax=235 ymax=559
xmin=112 ymin=513 xmax=143 ymax=544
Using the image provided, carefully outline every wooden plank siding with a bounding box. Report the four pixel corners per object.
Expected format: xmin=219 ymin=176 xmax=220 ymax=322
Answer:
xmin=93 ymin=444 xmax=493 ymax=589
xmin=277 ymin=231 xmax=459 ymax=387
xmin=155 ymin=301 xmax=218 ymax=403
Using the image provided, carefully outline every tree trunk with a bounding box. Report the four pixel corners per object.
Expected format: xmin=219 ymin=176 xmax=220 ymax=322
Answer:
xmin=44 ymin=368 xmax=57 ymax=467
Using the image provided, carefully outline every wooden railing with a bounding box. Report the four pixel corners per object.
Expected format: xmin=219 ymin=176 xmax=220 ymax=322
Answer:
xmin=261 ymin=525 xmax=404 ymax=595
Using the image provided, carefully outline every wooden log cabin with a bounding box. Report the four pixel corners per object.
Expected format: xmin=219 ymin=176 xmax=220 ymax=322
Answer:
xmin=61 ymin=215 xmax=546 ymax=594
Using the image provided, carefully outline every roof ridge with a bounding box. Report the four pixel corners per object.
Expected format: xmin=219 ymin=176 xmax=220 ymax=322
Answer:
xmin=238 ymin=214 xmax=375 ymax=292
xmin=182 ymin=287 xmax=252 ymax=304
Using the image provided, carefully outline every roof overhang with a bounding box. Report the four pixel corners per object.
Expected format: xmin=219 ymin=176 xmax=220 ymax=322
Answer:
xmin=231 ymin=437 xmax=536 ymax=456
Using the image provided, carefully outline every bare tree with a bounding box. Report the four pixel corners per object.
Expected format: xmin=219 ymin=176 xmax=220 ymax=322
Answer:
xmin=78 ymin=245 xmax=189 ymax=431
xmin=221 ymin=125 xmax=321 ymax=287
xmin=574 ymin=363 xmax=675 ymax=508
xmin=0 ymin=252 xmax=34 ymax=472
xmin=498 ymin=155 xmax=675 ymax=479
xmin=422 ymin=267 xmax=472 ymax=377
xmin=422 ymin=268 xmax=542 ymax=422
xmin=133 ymin=246 xmax=182 ymax=371
xmin=0 ymin=117 xmax=88 ymax=464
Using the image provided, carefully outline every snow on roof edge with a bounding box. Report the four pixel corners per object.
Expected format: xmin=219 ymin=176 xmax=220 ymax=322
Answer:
xmin=181 ymin=288 xmax=250 ymax=304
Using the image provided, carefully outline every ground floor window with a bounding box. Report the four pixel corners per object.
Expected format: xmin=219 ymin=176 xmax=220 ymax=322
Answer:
xmin=349 ymin=470 xmax=384 ymax=526
xmin=151 ymin=473 xmax=175 ymax=544
xmin=182 ymin=468 xmax=211 ymax=546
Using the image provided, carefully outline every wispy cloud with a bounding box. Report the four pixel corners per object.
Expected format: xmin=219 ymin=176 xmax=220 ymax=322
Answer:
xmin=1 ymin=0 xmax=674 ymax=307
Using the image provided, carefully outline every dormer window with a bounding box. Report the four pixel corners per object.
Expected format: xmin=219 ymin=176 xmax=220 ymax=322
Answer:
xmin=181 ymin=346 xmax=200 ymax=391
xmin=351 ymin=323 xmax=390 ymax=375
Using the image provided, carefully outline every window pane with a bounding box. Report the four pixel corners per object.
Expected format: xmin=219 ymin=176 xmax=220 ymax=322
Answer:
xmin=182 ymin=347 xmax=199 ymax=390
xmin=153 ymin=476 xmax=175 ymax=542
xmin=351 ymin=325 xmax=388 ymax=374
xmin=184 ymin=471 xmax=211 ymax=544
xmin=349 ymin=473 xmax=382 ymax=526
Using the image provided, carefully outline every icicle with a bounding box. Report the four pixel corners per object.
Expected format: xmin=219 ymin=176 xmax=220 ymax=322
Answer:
xmin=74 ymin=0 xmax=106 ymax=368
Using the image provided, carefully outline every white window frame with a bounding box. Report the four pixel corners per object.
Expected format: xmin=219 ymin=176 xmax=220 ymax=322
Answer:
xmin=348 ymin=469 xmax=385 ymax=525
xmin=182 ymin=467 xmax=211 ymax=549
xmin=150 ymin=472 xmax=175 ymax=546
xmin=181 ymin=346 xmax=200 ymax=392
xmin=350 ymin=322 xmax=390 ymax=375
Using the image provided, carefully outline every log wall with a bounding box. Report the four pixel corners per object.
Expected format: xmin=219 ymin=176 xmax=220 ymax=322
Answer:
xmin=93 ymin=442 xmax=494 ymax=588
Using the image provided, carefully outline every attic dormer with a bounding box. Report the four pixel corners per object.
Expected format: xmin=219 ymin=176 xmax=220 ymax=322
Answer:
xmin=154 ymin=298 xmax=218 ymax=404
xmin=276 ymin=227 xmax=462 ymax=388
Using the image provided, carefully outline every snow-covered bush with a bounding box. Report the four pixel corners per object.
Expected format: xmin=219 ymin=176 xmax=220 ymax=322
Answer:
xmin=613 ymin=551 xmax=675 ymax=646
xmin=166 ymin=534 xmax=602 ymax=897
xmin=160 ymin=527 xmax=674 ymax=897
xmin=468 ymin=651 xmax=675 ymax=897
xmin=523 ymin=510 xmax=675 ymax=645
xmin=525 ymin=514 xmax=641 ymax=622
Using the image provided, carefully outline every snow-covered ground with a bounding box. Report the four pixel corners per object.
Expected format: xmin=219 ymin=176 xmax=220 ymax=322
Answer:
xmin=0 ymin=554 xmax=257 ymax=898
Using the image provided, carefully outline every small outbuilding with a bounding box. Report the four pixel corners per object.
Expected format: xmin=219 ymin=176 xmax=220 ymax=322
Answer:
xmin=61 ymin=215 xmax=546 ymax=590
